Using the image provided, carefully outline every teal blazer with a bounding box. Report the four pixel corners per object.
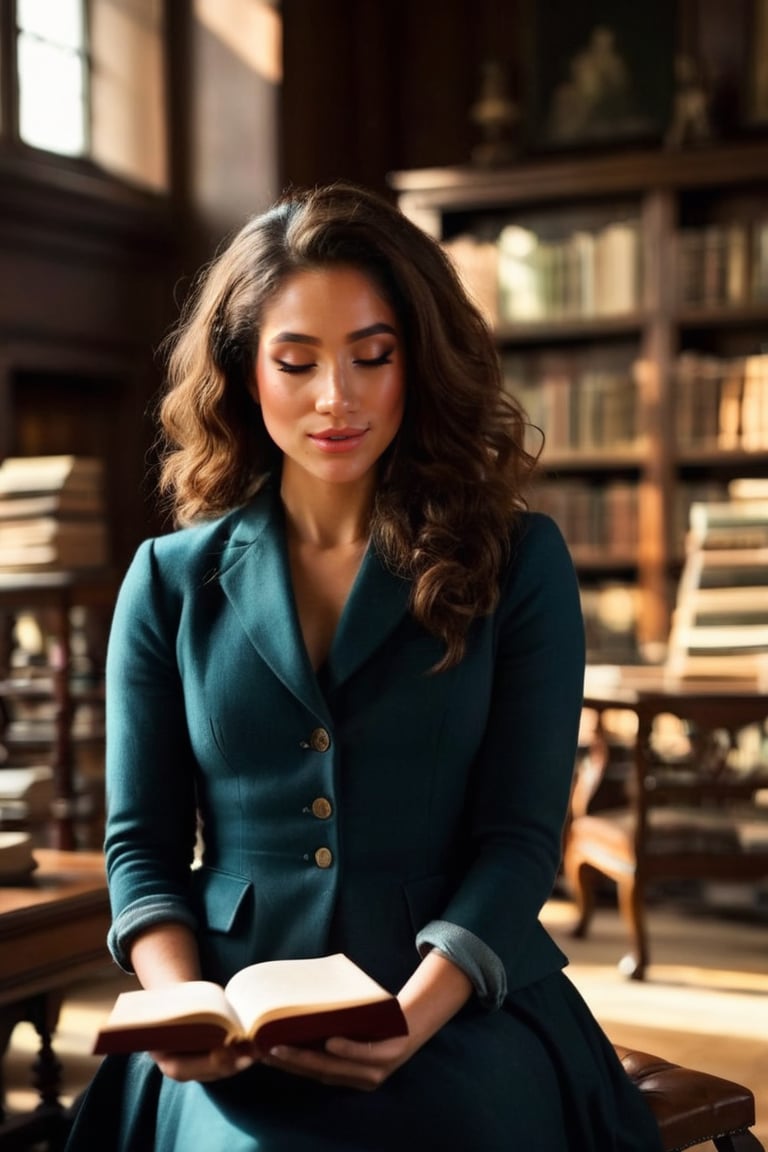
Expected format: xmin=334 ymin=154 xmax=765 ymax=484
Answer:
xmin=104 ymin=484 xmax=585 ymax=1000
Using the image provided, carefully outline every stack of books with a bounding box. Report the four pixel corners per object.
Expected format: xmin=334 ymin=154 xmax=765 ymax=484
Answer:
xmin=0 ymin=765 xmax=54 ymax=828
xmin=0 ymin=455 xmax=109 ymax=571
xmin=0 ymin=830 xmax=37 ymax=881
xmin=666 ymin=494 xmax=768 ymax=681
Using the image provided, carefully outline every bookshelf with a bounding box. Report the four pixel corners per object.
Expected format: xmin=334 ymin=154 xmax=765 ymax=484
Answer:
xmin=389 ymin=142 xmax=768 ymax=662
xmin=0 ymin=571 xmax=115 ymax=851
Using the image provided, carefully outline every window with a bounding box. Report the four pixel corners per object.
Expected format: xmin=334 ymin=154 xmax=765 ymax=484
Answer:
xmin=3 ymin=0 xmax=169 ymax=193
xmin=17 ymin=0 xmax=87 ymax=155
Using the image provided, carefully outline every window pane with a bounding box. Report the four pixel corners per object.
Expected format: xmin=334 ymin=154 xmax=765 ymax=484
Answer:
xmin=18 ymin=37 xmax=85 ymax=155
xmin=17 ymin=0 xmax=84 ymax=50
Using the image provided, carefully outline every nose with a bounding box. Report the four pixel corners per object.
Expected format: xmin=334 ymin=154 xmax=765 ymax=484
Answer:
xmin=315 ymin=361 xmax=358 ymax=415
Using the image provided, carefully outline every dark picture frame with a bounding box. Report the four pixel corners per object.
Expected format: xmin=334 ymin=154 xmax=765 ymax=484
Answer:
xmin=522 ymin=2 xmax=677 ymax=153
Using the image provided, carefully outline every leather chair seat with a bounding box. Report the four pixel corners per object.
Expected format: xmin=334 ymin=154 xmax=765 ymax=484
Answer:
xmin=616 ymin=1044 xmax=763 ymax=1151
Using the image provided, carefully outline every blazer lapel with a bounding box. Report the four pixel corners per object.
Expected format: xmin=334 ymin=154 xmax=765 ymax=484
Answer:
xmin=326 ymin=545 xmax=411 ymax=688
xmin=218 ymin=490 xmax=412 ymax=706
xmin=218 ymin=495 xmax=331 ymax=721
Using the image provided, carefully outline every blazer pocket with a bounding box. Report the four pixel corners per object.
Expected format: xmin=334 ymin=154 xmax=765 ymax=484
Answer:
xmin=191 ymin=865 xmax=253 ymax=934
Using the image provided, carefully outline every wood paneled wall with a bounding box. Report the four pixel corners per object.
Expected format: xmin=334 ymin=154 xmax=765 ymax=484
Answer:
xmin=280 ymin=0 xmax=522 ymax=193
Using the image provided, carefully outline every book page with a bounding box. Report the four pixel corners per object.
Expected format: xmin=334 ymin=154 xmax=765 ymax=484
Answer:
xmin=102 ymin=981 xmax=243 ymax=1036
xmin=224 ymin=953 xmax=390 ymax=1036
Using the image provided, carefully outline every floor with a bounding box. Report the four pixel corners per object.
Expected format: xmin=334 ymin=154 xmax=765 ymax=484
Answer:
xmin=3 ymin=892 xmax=768 ymax=1149
xmin=544 ymin=894 xmax=768 ymax=1147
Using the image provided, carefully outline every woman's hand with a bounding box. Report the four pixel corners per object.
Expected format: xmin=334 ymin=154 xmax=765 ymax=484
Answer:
xmin=264 ymin=949 xmax=474 ymax=1092
xmin=261 ymin=1032 xmax=414 ymax=1091
xmin=148 ymin=948 xmax=473 ymax=1089
xmin=149 ymin=1041 xmax=260 ymax=1083
xmin=149 ymin=1033 xmax=413 ymax=1088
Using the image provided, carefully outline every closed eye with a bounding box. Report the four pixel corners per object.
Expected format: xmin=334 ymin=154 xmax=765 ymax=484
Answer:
xmin=354 ymin=349 xmax=394 ymax=368
xmin=276 ymin=360 xmax=315 ymax=374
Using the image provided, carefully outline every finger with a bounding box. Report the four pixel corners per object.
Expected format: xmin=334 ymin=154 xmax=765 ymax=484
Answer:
xmin=324 ymin=1035 xmax=403 ymax=1061
xmin=264 ymin=1044 xmax=389 ymax=1090
xmin=150 ymin=1046 xmax=255 ymax=1083
xmin=263 ymin=1048 xmax=382 ymax=1091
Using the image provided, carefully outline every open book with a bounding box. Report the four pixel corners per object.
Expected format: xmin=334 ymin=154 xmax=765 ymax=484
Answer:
xmin=93 ymin=953 xmax=408 ymax=1055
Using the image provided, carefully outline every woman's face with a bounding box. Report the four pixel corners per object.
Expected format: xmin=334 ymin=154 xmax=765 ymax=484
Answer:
xmin=251 ymin=265 xmax=405 ymax=494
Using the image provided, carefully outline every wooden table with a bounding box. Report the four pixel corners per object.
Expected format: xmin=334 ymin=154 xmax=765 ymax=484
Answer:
xmin=582 ymin=665 xmax=768 ymax=774
xmin=0 ymin=849 xmax=110 ymax=1150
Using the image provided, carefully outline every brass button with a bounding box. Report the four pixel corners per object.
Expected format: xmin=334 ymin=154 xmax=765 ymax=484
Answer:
xmin=314 ymin=847 xmax=333 ymax=868
xmin=311 ymin=797 xmax=332 ymax=819
xmin=309 ymin=727 xmax=331 ymax=752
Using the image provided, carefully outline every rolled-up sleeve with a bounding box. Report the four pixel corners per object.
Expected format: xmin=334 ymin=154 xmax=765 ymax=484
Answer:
xmin=416 ymin=919 xmax=507 ymax=1008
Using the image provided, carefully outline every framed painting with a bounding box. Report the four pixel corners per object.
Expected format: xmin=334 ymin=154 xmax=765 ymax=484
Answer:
xmin=522 ymin=1 xmax=677 ymax=152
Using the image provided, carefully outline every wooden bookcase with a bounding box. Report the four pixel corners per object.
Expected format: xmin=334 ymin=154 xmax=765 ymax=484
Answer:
xmin=389 ymin=142 xmax=768 ymax=663
xmin=0 ymin=571 xmax=115 ymax=851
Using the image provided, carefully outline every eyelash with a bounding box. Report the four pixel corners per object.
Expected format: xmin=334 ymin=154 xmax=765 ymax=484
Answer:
xmin=276 ymin=350 xmax=394 ymax=375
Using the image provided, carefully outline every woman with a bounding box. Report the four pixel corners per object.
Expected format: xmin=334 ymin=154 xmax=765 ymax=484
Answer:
xmin=67 ymin=182 xmax=663 ymax=1150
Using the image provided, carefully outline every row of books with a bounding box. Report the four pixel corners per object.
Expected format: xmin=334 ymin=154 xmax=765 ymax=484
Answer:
xmin=446 ymin=218 xmax=768 ymax=326
xmin=504 ymin=348 xmax=768 ymax=458
xmin=676 ymin=218 xmax=768 ymax=309
xmin=675 ymin=350 xmax=768 ymax=452
xmin=443 ymin=217 xmax=643 ymax=325
xmin=505 ymin=354 xmax=641 ymax=454
xmin=0 ymin=455 xmax=109 ymax=571
xmin=532 ymin=480 xmax=639 ymax=554
xmin=666 ymin=487 xmax=768 ymax=681
xmin=531 ymin=475 xmax=764 ymax=565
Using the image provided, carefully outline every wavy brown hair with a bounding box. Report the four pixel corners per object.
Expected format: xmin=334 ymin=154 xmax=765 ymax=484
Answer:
xmin=157 ymin=182 xmax=540 ymax=670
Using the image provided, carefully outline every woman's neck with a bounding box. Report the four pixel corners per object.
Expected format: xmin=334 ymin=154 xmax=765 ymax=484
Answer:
xmin=280 ymin=472 xmax=374 ymax=550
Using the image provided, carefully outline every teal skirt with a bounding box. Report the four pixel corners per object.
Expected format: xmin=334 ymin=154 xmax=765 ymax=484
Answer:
xmin=65 ymin=970 xmax=663 ymax=1151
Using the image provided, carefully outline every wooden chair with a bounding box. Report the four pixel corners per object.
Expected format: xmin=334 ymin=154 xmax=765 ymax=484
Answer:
xmin=617 ymin=1044 xmax=764 ymax=1151
xmin=563 ymin=680 xmax=768 ymax=978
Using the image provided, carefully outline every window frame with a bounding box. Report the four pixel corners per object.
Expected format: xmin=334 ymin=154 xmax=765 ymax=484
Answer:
xmin=0 ymin=0 xmax=171 ymax=203
xmin=14 ymin=0 xmax=91 ymax=158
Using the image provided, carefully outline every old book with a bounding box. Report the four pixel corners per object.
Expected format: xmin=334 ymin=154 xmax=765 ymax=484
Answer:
xmin=93 ymin=952 xmax=408 ymax=1056
xmin=0 ymin=455 xmax=104 ymax=497
xmin=0 ymin=766 xmax=54 ymax=819
xmin=740 ymin=354 xmax=768 ymax=451
xmin=0 ymin=517 xmax=108 ymax=544
xmin=0 ymin=491 xmax=105 ymax=519
xmin=0 ymin=831 xmax=37 ymax=879
xmin=442 ymin=233 xmax=500 ymax=326
xmin=0 ymin=519 xmax=109 ymax=570
xmin=729 ymin=478 xmax=768 ymax=500
xmin=687 ymin=500 xmax=768 ymax=550
xmin=497 ymin=223 xmax=541 ymax=321
xmin=717 ymin=362 xmax=743 ymax=449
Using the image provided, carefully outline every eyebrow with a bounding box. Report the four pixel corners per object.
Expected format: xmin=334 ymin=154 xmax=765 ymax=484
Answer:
xmin=268 ymin=322 xmax=397 ymax=346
